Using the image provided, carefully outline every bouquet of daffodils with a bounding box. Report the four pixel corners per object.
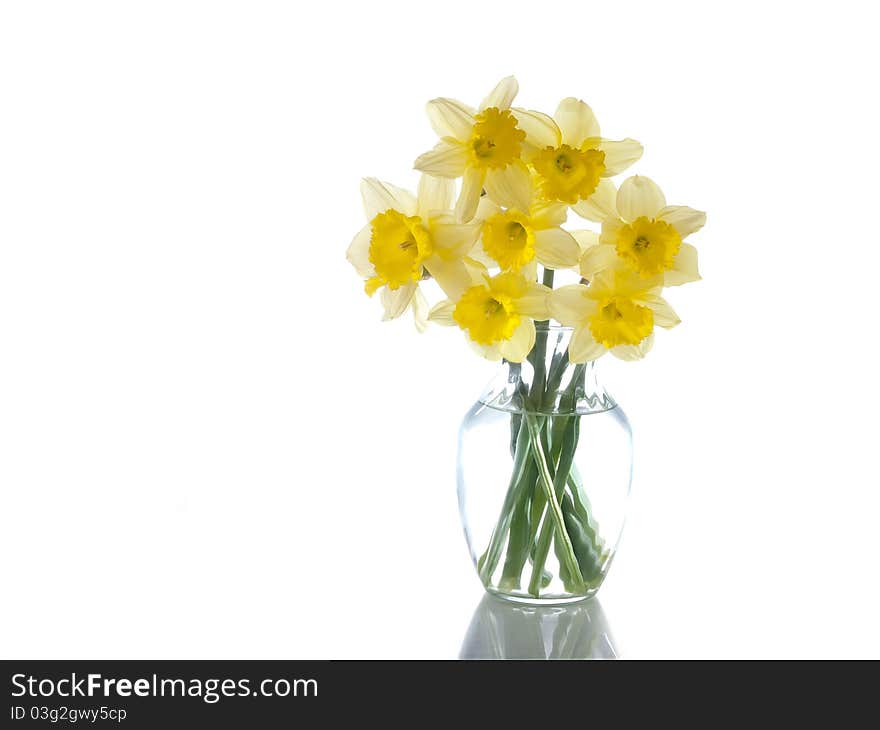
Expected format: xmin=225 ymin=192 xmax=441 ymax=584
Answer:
xmin=347 ymin=77 xmax=705 ymax=598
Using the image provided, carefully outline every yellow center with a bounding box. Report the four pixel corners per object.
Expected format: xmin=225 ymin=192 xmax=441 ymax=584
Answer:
xmin=453 ymin=280 xmax=522 ymax=345
xmin=533 ymin=143 xmax=606 ymax=204
xmin=366 ymin=209 xmax=432 ymax=293
xmin=468 ymin=107 xmax=525 ymax=170
xmin=615 ymin=216 xmax=681 ymax=277
xmin=481 ymin=210 xmax=536 ymax=270
xmin=588 ymin=296 xmax=653 ymax=348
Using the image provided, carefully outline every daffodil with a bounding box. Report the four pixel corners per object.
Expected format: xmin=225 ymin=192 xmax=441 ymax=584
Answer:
xmin=577 ymin=175 xmax=706 ymax=287
xmin=429 ymin=271 xmax=551 ymax=362
xmin=473 ymin=178 xmax=580 ymax=272
xmin=549 ymin=267 xmax=679 ymax=362
xmin=528 ymin=98 xmax=642 ymax=219
xmin=347 ymin=175 xmax=482 ymax=330
xmin=413 ymin=77 xmax=558 ymax=224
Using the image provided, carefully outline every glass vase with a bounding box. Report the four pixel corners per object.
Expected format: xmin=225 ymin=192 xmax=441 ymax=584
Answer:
xmin=457 ymin=324 xmax=632 ymax=603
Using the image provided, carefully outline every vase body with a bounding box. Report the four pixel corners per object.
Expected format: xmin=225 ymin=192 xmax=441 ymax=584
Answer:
xmin=457 ymin=325 xmax=632 ymax=603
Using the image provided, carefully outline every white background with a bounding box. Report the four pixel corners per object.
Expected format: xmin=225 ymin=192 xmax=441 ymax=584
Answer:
xmin=1 ymin=0 xmax=878 ymax=659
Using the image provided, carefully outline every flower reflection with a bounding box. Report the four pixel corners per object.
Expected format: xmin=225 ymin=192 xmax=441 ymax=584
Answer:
xmin=460 ymin=594 xmax=617 ymax=659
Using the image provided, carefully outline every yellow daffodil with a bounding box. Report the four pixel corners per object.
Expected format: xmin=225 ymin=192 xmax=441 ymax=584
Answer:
xmin=413 ymin=77 xmax=558 ymax=224
xmin=577 ymin=175 xmax=706 ymax=287
xmin=528 ymin=98 xmax=642 ymax=218
xmin=347 ymin=175 xmax=482 ymax=330
xmin=429 ymin=271 xmax=551 ymax=362
xmin=549 ymin=267 xmax=679 ymax=362
xmin=473 ymin=178 xmax=580 ymax=272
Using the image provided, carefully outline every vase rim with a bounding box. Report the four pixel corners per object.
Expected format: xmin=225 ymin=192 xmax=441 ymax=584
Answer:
xmin=534 ymin=322 xmax=573 ymax=332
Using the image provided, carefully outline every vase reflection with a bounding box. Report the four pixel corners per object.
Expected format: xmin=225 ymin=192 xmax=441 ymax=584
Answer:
xmin=460 ymin=594 xmax=617 ymax=659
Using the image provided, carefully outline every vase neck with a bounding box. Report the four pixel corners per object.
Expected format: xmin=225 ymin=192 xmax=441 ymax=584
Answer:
xmin=482 ymin=327 xmax=616 ymax=415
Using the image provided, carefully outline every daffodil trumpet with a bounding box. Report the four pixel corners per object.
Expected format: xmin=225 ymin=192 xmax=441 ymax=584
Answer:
xmin=346 ymin=77 xmax=706 ymax=601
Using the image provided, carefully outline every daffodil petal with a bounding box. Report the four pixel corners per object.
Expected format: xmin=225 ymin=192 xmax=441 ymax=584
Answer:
xmin=361 ymin=178 xmax=417 ymax=219
xmin=498 ymin=319 xmax=535 ymax=363
xmin=346 ymin=224 xmax=375 ymax=278
xmin=530 ymin=201 xmax=568 ymax=229
xmin=599 ymin=138 xmax=643 ymax=176
xmin=549 ymin=285 xmax=592 ymax=327
xmin=658 ymin=205 xmax=707 ymax=238
xmin=475 ymin=195 xmax=502 ymax=221
xmin=599 ymin=217 xmax=624 ymax=246
xmin=428 ymin=299 xmax=457 ymax=326
xmin=665 ymin=242 xmax=701 ymax=286
xmin=426 ymin=257 xmax=477 ymax=300
xmin=516 ymin=282 xmax=552 ymax=320
xmin=643 ymin=295 xmax=680 ymax=328
xmin=617 ymin=175 xmax=666 ymax=222
xmin=412 ymin=288 xmax=429 ymax=333
xmin=483 ymin=161 xmax=531 ymax=212
xmin=534 ymin=228 xmax=580 ymax=269
xmin=554 ymin=98 xmax=600 ymax=146
xmin=579 ymin=242 xmax=618 ymax=279
xmin=414 ymin=140 xmax=469 ymax=178
xmin=572 ymin=229 xmax=600 ymax=255
xmin=611 ymin=333 xmax=654 ymax=361
xmin=569 ymin=327 xmax=606 ymax=363
xmin=467 ymin=337 xmax=504 ymax=361
xmin=572 ymin=178 xmax=618 ymax=222
xmin=417 ymin=175 xmax=455 ymax=217
xmin=380 ymin=281 xmax=417 ymax=321
xmin=455 ymin=167 xmax=485 ymax=223
xmin=429 ymin=215 xmax=481 ymax=259
xmin=426 ymin=98 xmax=475 ymax=140
xmin=480 ymin=76 xmax=518 ymax=111
xmin=512 ymin=108 xmax=561 ymax=151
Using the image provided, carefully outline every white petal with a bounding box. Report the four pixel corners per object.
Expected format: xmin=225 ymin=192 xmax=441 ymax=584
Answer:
xmin=429 ymin=215 xmax=481 ymax=258
xmin=498 ymin=319 xmax=535 ymax=363
xmin=474 ymin=195 xmax=502 ymax=221
xmin=417 ymin=175 xmax=454 ymax=217
xmin=480 ymin=76 xmax=518 ymax=111
xmin=412 ymin=287 xmax=429 ymax=333
xmin=599 ymin=217 xmax=625 ymax=246
xmin=414 ymin=140 xmax=469 ymax=178
xmin=511 ymin=108 xmax=560 ymax=151
xmin=467 ymin=338 xmax=504 ymax=361
xmin=658 ymin=205 xmax=707 ymax=238
xmin=530 ymin=200 xmax=568 ymax=228
xmin=617 ymin=176 xmax=666 ymax=222
xmin=483 ymin=161 xmax=531 ymax=211
xmin=426 ymin=98 xmax=475 ymax=140
xmin=428 ymin=299 xmax=457 ymax=326
xmin=549 ymin=285 xmax=592 ymax=327
xmin=361 ymin=178 xmax=417 ymax=219
xmin=455 ymin=167 xmax=485 ymax=223
xmin=380 ymin=281 xmax=417 ymax=321
xmin=467 ymin=240 xmax=497 ymax=270
xmin=611 ymin=333 xmax=654 ymax=361
xmin=572 ymin=178 xmax=618 ymax=222
xmin=346 ymin=224 xmax=375 ymax=278
xmin=579 ymin=242 xmax=618 ymax=279
xmin=426 ymin=257 xmax=477 ymax=300
xmin=598 ymin=138 xmax=643 ymax=176
xmin=665 ymin=242 xmax=701 ymax=286
xmin=553 ymin=98 xmax=600 ymax=145
xmin=643 ymin=294 xmax=680 ymax=328
xmin=572 ymin=229 xmax=600 ymax=255
xmin=569 ymin=327 xmax=606 ymax=363
xmin=534 ymin=228 xmax=580 ymax=269
xmin=516 ymin=282 xmax=552 ymax=320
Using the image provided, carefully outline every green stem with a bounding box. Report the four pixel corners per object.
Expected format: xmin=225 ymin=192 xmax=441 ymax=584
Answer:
xmin=477 ymin=419 xmax=533 ymax=584
xmin=524 ymin=414 xmax=585 ymax=595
